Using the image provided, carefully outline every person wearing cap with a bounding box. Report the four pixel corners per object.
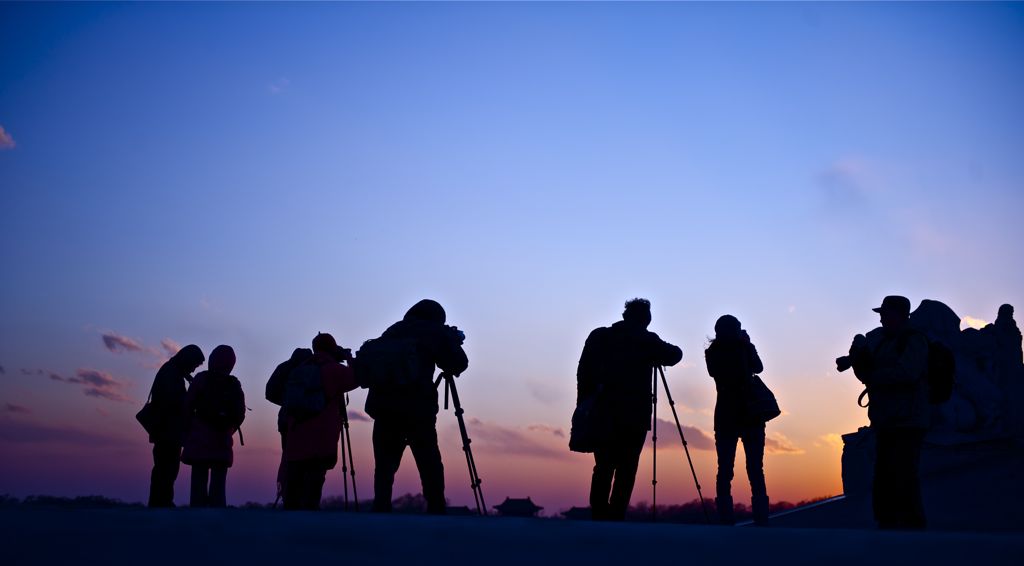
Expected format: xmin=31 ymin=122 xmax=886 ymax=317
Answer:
xmin=705 ymin=314 xmax=769 ymax=526
xmin=145 ymin=344 xmax=205 ymax=507
xmin=362 ymin=299 xmax=468 ymax=514
xmin=181 ymin=344 xmax=246 ymax=508
xmin=576 ymin=298 xmax=682 ymax=521
xmin=847 ymin=295 xmax=929 ymax=529
xmin=282 ymin=333 xmax=357 ymax=510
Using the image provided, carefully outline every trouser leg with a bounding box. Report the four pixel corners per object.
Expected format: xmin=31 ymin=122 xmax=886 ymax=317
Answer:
xmin=149 ymin=442 xmax=181 ymax=508
xmin=590 ymin=448 xmax=615 ymax=520
xmin=886 ymin=427 xmax=926 ymax=529
xmin=283 ymin=460 xmax=303 ymax=510
xmin=874 ymin=428 xmax=898 ymax=528
xmin=607 ymin=429 xmax=647 ymax=521
xmin=372 ymin=419 xmax=406 ymax=512
xmin=190 ymin=466 xmax=209 ymax=508
xmin=208 ymin=467 xmax=227 ymax=508
xmin=407 ymin=417 xmax=446 ymax=514
xmin=742 ymin=425 xmax=769 ymax=525
xmin=715 ymin=430 xmax=739 ymax=525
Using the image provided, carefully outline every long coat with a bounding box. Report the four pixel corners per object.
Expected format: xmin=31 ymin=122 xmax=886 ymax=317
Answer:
xmin=705 ymin=338 xmax=764 ymax=432
xmin=181 ymin=370 xmax=246 ymax=467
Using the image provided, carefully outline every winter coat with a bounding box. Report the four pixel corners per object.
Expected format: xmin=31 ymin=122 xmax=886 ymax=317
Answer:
xmin=147 ymin=351 xmax=201 ymax=444
xmin=704 ymin=338 xmax=765 ymax=432
xmin=860 ymin=327 xmax=930 ymax=430
xmin=284 ymin=352 xmax=358 ymax=466
xmin=577 ymin=320 xmax=683 ymax=433
xmin=181 ymin=370 xmax=246 ymax=467
xmin=364 ymin=319 xmax=469 ymax=420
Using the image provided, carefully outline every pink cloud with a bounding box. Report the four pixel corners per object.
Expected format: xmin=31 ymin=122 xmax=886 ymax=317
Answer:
xmin=101 ymin=332 xmax=148 ymax=354
xmin=0 ymin=125 xmax=14 ymax=150
xmin=160 ymin=338 xmax=182 ymax=356
xmin=765 ymin=432 xmax=804 ymax=455
xmin=462 ymin=418 xmax=569 ymax=459
xmin=46 ymin=369 xmax=132 ymax=403
xmin=527 ymin=424 xmax=566 ymax=438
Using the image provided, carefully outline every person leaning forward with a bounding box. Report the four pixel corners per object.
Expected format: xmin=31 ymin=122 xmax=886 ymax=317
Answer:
xmin=844 ymin=295 xmax=929 ymax=530
xmin=146 ymin=344 xmax=205 ymax=508
xmin=577 ymin=298 xmax=682 ymax=521
xmin=361 ymin=299 xmax=468 ymax=515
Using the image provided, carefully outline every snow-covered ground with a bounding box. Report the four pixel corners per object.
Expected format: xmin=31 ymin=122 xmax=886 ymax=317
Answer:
xmin=2 ymin=507 xmax=1021 ymax=566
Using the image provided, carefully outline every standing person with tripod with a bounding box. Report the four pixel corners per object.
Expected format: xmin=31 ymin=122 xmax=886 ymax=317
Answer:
xmin=282 ymin=333 xmax=357 ymax=510
xmin=577 ymin=298 xmax=682 ymax=521
xmin=704 ymin=315 xmax=770 ymax=526
xmin=356 ymin=299 xmax=468 ymax=515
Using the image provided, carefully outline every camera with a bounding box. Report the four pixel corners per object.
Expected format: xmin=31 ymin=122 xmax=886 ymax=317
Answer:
xmin=836 ymin=334 xmax=869 ymax=373
xmin=446 ymin=325 xmax=466 ymax=345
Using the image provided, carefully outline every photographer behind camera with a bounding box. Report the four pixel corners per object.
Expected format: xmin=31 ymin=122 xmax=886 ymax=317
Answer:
xmin=357 ymin=299 xmax=468 ymax=514
xmin=837 ymin=295 xmax=929 ymax=530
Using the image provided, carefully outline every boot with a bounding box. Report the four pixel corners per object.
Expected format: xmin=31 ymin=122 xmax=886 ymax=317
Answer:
xmin=752 ymin=495 xmax=769 ymax=526
xmin=716 ymin=496 xmax=735 ymax=526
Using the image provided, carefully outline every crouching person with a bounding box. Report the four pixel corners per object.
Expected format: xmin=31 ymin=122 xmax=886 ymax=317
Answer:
xmin=283 ymin=333 xmax=358 ymax=510
xmin=182 ymin=345 xmax=246 ymax=508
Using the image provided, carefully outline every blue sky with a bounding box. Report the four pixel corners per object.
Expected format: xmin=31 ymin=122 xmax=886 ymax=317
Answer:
xmin=1 ymin=2 xmax=1022 ymax=509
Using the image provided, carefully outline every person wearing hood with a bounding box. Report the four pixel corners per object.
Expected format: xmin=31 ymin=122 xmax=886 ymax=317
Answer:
xmin=704 ymin=314 xmax=769 ymax=526
xmin=266 ymin=346 xmax=314 ymax=501
xmin=362 ymin=299 xmax=468 ymax=514
xmin=576 ymin=298 xmax=682 ymax=521
xmin=181 ymin=344 xmax=246 ymax=508
xmin=146 ymin=344 xmax=205 ymax=507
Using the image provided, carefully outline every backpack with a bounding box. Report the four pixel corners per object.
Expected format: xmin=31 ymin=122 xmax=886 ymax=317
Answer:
xmin=284 ymin=362 xmax=327 ymax=421
xmin=195 ymin=374 xmax=244 ymax=428
xmin=354 ymin=336 xmax=420 ymax=389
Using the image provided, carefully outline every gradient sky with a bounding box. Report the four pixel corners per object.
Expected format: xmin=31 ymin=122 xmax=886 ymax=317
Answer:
xmin=2 ymin=2 xmax=1023 ymax=514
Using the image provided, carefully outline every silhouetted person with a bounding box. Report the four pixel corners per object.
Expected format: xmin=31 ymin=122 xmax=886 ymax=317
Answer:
xmin=362 ymin=299 xmax=468 ymax=514
xmin=987 ymin=304 xmax=1023 ymax=374
xmin=181 ymin=345 xmax=246 ymax=508
xmin=266 ymin=347 xmax=314 ymax=502
xmin=844 ymin=296 xmax=929 ymax=529
xmin=704 ymin=315 xmax=769 ymax=526
xmin=146 ymin=345 xmax=204 ymax=508
xmin=577 ymin=298 xmax=682 ymax=521
xmin=283 ymin=333 xmax=357 ymax=510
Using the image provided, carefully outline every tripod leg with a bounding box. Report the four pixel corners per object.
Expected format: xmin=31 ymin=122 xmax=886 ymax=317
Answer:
xmin=445 ymin=374 xmax=487 ymax=516
xmin=343 ymin=393 xmax=358 ymax=511
xmin=658 ymin=366 xmax=710 ymax=522
xmin=652 ymin=367 xmax=658 ymax=522
xmin=340 ymin=407 xmax=350 ymax=511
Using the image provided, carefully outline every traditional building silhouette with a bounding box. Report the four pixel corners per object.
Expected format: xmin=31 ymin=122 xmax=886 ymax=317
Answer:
xmin=493 ymin=497 xmax=543 ymax=517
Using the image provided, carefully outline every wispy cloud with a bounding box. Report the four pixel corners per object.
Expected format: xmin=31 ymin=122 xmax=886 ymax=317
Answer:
xmin=765 ymin=432 xmax=804 ymax=455
xmin=0 ymin=125 xmax=15 ymax=150
xmin=527 ymin=424 xmax=566 ymax=439
xmin=102 ymin=332 xmax=149 ymax=354
xmin=268 ymin=77 xmax=290 ymax=95
xmin=160 ymin=338 xmax=181 ymax=356
xmin=48 ymin=369 xmax=132 ymax=403
xmin=651 ymin=418 xmax=715 ymax=451
xmin=818 ymin=433 xmax=844 ymax=450
xmin=463 ymin=418 xmax=569 ymax=459
xmin=5 ymin=403 xmax=30 ymax=414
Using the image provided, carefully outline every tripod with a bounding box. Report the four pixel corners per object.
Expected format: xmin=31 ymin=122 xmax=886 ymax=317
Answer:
xmin=651 ymin=365 xmax=709 ymax=522
xmin=436 ymin=372 xmax=487 ymax=516
xmin=339 ymin=393 xmax=359 ymax=511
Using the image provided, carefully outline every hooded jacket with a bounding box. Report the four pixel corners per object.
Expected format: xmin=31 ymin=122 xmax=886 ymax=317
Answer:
xmin=284 ymin=352 xmax=358 ymax=465
xmin=148 ymin=345 xmax=204 ymax=444
xmin=181 ymin=346 xmax=246 ymax=467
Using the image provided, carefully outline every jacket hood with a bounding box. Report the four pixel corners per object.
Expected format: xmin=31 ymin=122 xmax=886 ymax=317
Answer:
xmin=172 ymin=344 xmax=205 ymax=369
xmin=208 ymin=345 xmax=236 ymax=374
xmin=404 ymin=299 xmax=446 ymax=324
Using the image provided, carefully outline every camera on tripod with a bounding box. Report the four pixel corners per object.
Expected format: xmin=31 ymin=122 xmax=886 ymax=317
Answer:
xmin=836 ymin=334 xmax=869 ymax=373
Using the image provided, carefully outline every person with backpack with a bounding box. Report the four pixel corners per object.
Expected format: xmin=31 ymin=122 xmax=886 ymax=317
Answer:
xmin=576 ymin=298 xmax=682 ymax=521
xmin=704 ymin=315 xmax=770 ymax=526
xmin=144 ymin=344 xmax=205 ymax=508
xmin=356 ymin=299 xmax=468 ymax=515
xmin=282 ymin=333 xmax=357 ymax=510
xmin=843 ymin=295 xmax=929 ymax=529
xmin=181 ymin=345 xmax=246 ymax=508
xmin=266 ymin=347 xmax=314 ymax=504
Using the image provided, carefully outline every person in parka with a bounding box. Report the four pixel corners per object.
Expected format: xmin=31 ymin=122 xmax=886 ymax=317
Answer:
xmin=363 ymin=299 xmax=468 ymax=515
xmin=181 ymin=344 xmax=246 ymax=508
xmin=145 ymin=344 xmax=205 ymax=507
xmin=577 ymin=298 xmax=682 ymax=521
xmin=266 ymin=347 xmax=314 ymax=502
xmin=704 ymin=315 xmax=769 ymax=526
xmin=283 ymin=333 xmax=357 ymax=510
xmin=846 ymin=295 xmax=929 ymax=529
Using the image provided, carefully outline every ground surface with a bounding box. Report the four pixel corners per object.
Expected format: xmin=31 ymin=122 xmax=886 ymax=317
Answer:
xmin=2 ymin=508 xmax=1022 ymax=566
